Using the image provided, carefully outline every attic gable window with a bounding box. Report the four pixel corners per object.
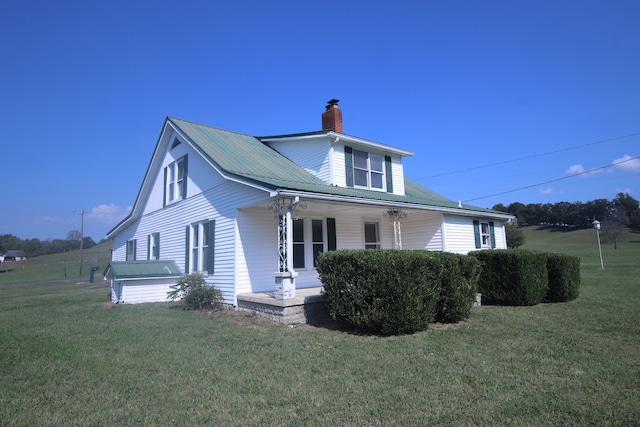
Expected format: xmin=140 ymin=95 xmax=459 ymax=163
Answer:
xmin=163 ymin=155 xmax=188 ymax=206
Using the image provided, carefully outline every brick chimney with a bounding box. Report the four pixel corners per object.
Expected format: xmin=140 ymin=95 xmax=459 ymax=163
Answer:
xmin=322 ymin=99 xmax=343 ymax=133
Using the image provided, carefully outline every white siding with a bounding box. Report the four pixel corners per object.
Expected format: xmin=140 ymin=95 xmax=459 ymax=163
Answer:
xmin=390 ymin=156 xmax=406 ymax=196
xmin=143 ymin=132 xmax=227 ymax=216
xmin=334 ymin=214 xmax=392 ymax=250
xmin=442 ymin=215 xmax=508 ymax=254
xmin=267 ymin=138 xmax=332 ymax=183
xmin=333 ymin=145 xmax=347 ymax=187
xmin=442 ymin=216 xmax=476 ymax=254
xmin=111 ymin=222 xmax=139 ymax=261
xmin=114 ymin=278 xmax=179 ymax=304
xmin=236 ymin=208 xmax=278 ymax=294
xmin=401 ymin=211 xmax=444 ymax=250
xmin=113 ymin=179 xmax=269 ymax=305
xmin=493 ymin=221 xmax=507 ymax=249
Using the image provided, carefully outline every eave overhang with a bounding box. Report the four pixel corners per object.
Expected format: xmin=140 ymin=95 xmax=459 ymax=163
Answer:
xmin=259 ymin=131 xmax=414 ymax=157
xmin=274 ymin=189 xmax=514 ymax=222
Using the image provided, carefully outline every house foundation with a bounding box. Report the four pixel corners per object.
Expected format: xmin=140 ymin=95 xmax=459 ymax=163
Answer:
xmin=236 ymin=287 xmax=330 ymax=325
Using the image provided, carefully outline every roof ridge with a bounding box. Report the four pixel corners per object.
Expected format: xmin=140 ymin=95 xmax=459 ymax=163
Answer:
xmin=167 ymin=117 xmax=256 ymax=139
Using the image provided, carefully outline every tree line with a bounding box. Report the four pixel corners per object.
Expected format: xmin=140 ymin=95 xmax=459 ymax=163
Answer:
xmin=0 ymin=231 xmax=97 ymax=258
xmin=492 ymin=193 xmax=640 ymax=231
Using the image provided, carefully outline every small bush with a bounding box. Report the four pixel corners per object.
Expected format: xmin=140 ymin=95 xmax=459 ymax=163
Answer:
xmin=471 ymin=250 xmax=548 ymax=306
xmin=317 ymin=250 xmax=477 ymax=335
xmin=545 ymin=253 xmax=580 ymax=302
xmin=167 ymin=272 xmax=223 ymax=311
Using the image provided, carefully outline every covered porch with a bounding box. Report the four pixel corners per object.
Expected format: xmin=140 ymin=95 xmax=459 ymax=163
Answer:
xmin=236 ymin=196 xmax=444 ymax=300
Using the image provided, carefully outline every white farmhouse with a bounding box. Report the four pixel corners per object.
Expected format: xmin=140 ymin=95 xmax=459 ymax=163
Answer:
xmin=106 ymin=100 xmax=512 ymax=308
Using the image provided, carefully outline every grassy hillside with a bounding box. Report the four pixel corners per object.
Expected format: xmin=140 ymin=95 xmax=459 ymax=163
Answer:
xmin=521 ymin=225 xmax=639 ymax=269
xmin=0 ymin=241 xmax=113 ymax=285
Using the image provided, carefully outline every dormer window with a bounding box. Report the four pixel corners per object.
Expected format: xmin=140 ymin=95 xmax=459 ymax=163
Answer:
xmin=344 ymin=146 xmax=394 ymax=192
xmin=353 ymin=149 xmax=384 ymax=189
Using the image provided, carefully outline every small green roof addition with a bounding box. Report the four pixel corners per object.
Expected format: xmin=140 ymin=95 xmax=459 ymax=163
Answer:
xmin=104 ymin=260 xmax=183 ymax=280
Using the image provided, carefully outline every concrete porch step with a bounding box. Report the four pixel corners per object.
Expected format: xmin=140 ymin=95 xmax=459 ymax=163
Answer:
xmin=236 ymin=287 xmax=329 ymax=325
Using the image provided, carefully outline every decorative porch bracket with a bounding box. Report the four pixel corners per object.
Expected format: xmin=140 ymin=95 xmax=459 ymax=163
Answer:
xmin=269 ymin=197 xmax=306 ymax=299
xmin=384 ymin=209 xmax=408 ymax=250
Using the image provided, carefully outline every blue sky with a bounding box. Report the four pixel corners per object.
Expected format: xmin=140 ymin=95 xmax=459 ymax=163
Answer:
xmin=1 ymin=0 xmax=638 ymax=241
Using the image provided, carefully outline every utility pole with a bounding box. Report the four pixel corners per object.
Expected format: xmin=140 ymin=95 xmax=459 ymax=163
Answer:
xmin=74 ymin=209 xmax=84 ymax=275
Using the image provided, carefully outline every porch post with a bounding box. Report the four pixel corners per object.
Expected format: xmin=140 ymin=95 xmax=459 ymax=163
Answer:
xmin=270 ymin=197 xmax=304 ymax=300
xmin=384 ymin=209 xmax=408 ymax=250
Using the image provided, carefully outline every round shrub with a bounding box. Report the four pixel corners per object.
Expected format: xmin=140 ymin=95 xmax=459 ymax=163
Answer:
xmin=318 ymin=250 xmax=444 ymax=335
xmin=167 ymin=272 xmax=224 ymax=311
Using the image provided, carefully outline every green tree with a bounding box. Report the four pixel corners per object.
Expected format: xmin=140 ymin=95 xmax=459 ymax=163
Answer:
xmin=600 ymin=220 xmax=627 ymax=250
xmin=612 ymin=193 xmax=640 ymax=230
xmin=492 ymin=203 xmax=508 ymax=213
xmin=505 ymin=224 xmax=525 ymax=249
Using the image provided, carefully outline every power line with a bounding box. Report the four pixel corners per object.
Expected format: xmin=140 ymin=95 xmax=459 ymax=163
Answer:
xmin=415 ymin=132 xmax=640 ymax=181
xmin=463 ymin=154 xmax=640 ymax=203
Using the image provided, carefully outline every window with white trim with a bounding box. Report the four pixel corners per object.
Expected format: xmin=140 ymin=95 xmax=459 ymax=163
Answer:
xmin=148 ymin=232 xmax=160 ymax=260
xmin=481 ymin=222 xmax=491 ymax=248
xmin=190 ymin=221 xmax=210 ymax=274
xmin=353 ymin=149 xmax=385 ymax=190
xmin=292 ymin=218 xmax=327 ymax=270
xmin=364 ymin=221 xmax=380 ymax=249
xmin=126 ymin=239 xmax=136 ymax=261
xmin=293 ymin=219 xmax=305 ymax=269
xmin=165 ymin=156 xmax=186 ymax=204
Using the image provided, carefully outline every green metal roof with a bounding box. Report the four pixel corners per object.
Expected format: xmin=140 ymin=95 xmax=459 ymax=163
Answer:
xmin=104 ymin=260 xmax=183 ymax=279
xmin=169 ymin=118 xmax=325 ymax=188
xmin=168 ymin=117 xmax=505 ymax=215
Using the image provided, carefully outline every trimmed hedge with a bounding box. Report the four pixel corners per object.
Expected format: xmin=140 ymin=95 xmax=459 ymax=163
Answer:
xmin=435 ymin=252 xmax=481 ymax=323
xmin=316 ymin=250 xmax=479 ymax=335
xmin=470 ymin=250 xmax=548 ymax=306
xmin=545 ymin=253 xmax=580 ymax=302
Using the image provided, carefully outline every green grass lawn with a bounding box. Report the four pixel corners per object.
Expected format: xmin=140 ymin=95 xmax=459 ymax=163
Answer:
xmin=0 ymin=241 xmax=113 ymax=286
xmin=1 ymin=229 xmax=639 ymax=425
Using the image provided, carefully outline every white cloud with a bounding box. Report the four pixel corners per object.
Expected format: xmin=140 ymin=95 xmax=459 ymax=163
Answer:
xmin=566 ymin=164 xmax=585 ymax=174
xmin=88 ymin=204 xmax=132 ymax=224
xmin=612 ymin=154 xmax=640 ymax=172
xmin=539 ymin=187 xmax=553 ymax=195
xmin=616 ymin=187 xmax=633 ymax=195
xmin=565 ymin=164 xmax=600 ymax=176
